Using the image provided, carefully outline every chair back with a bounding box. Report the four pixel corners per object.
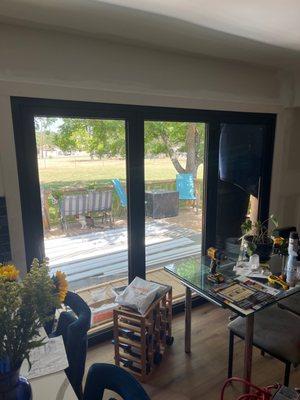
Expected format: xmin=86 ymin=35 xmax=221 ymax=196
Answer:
xmin=55 ymin=291 xmax=91 ymax=399
xmin=176 ymin=173 xmax=196 ymax=200
xmin=86 ymin=190 xmax=112 ymax=213
xmin=112 ymin=179 xmax=127 ymax=207
xmin=83 ymin=363 xmax=150 ymax=400
xmin=59 ymin=194 xmax=89 ymax=217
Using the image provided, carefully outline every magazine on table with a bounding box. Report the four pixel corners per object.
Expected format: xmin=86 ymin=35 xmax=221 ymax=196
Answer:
xmin=20 ymin=329 xmax=69 ymax=380
xmin=211 ymin=276 xmax=280 ymax=314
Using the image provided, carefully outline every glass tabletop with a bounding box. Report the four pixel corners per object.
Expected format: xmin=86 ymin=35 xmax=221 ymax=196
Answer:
xmin=164 ymin=255 xmax=300 ymax=317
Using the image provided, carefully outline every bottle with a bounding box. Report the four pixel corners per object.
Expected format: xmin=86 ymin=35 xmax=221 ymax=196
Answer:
xmin=286 ymin=232 xmax=299 ymax=287
xmin=288 ymin=231 xmax=299 ymax=256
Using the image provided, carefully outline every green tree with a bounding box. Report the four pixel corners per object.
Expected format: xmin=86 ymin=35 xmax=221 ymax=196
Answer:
xmin=145 ymin=122 xmax=205 ymax=177
xmin=54 ymin=118 xmax=125 ymax=158
xmin=53 ymin=118 xmax=86 ymax=154
xmin=55 ymin=118 xmax=205 ymax=177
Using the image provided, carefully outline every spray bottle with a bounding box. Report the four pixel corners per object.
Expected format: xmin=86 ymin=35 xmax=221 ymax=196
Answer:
xmin=286 ymin=231 xmax=300 ymax=287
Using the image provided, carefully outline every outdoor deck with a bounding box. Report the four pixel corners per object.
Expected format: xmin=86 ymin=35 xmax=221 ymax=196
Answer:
xmin=45 ymin=220 xmax=202 ymax=290
xmin=45 ymin=219 xmax=201 ymax=330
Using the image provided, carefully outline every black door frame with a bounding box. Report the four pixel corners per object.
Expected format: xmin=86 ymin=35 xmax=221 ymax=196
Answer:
xmin=11 ymin=96 xmax=276 ymax=282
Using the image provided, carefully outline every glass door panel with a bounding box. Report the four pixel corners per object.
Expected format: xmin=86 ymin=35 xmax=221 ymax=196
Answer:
xmin=34 ymin=116 xmax=128 ymax=330
xmin=216 ymin=123 xmax=266 ymax=260
xmin=144 ymin=121 xmax=206 ymax=303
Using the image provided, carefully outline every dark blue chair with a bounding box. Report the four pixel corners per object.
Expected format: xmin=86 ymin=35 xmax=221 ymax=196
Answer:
xmin=55 ymin=291 xmax=91 ymax=399
xmin=112 ymin=179 xmax=127 ymax=208
xmin=278 ymin=291 xmax=300 ymax=316
xmin=83 ymin=363 xmax=150 ymax=400
xmin=228 ymin=305 xmax=300 ymax=386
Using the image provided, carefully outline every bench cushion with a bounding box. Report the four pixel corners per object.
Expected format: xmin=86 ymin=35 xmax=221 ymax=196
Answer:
xmin=60 ymin=190 xmax=112 ymax=217
xmin=60 ymin=194 xmax=88 ymax=216
xmin=228 ymin=305 xmax=300 ymax=364
xmin=278 ymin=292 xmax=300 ymax=316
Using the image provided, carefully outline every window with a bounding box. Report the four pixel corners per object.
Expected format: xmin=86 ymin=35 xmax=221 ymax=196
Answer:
xmin=11 ymin=98 xmax=275 ymax=337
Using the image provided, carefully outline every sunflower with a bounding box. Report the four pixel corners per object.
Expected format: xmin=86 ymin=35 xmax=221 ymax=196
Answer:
xmin=52 ymin=271 xmax=68 ymax=302
xmin=0 ymin=264 xmax=20 ymax=281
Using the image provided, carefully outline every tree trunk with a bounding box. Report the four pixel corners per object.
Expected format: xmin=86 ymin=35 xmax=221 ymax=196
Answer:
xmin=160 ymin=123 xmax=201 ymax=177
xmin=161 ymin=131 xmax=185 ymax=174
xmin=185 ymin=123 xmax=200 ymax=178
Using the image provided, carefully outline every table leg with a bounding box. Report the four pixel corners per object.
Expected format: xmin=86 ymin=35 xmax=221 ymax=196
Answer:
xmin=185 ymin=286 xmax=192 ymax=353
xmin=243 ymin=314 xmax=254 ymax=393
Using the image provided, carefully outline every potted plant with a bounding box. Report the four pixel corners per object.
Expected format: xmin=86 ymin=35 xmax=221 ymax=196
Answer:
xmin=241 ymin=215 xmax=278 ymax=262
xmin=0 ymin=259 xmax=67 ymax=399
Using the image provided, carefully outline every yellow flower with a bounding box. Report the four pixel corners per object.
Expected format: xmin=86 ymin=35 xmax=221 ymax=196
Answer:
xmin=54 ymin=271 xmax=68 ymax=302
xmin=0 ymin=264 xmax=20 ymax=281
xmin=273 ymin=237 xmax=284 ymax=246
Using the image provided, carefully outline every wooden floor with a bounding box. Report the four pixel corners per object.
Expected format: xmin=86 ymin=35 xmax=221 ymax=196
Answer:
xmin=86 ymin=303 xmax=300 ymax=400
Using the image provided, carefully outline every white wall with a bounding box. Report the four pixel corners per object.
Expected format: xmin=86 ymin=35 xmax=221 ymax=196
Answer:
xmin=0 ymin=22 xmax=295 ymax=272
xmin=0 ymin=23 xmax=283 ymax=109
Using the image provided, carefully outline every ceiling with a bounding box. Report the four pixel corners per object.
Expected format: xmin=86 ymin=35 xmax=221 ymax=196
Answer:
xmin=1 ymin=0 xmax=300 ymax=69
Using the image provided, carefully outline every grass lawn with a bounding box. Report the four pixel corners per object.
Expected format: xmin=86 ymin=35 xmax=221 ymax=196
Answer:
xmin=38 ymin=156 xmax=203 ymax=190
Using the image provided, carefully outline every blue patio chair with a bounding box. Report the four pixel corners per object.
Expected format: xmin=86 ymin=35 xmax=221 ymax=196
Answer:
xmin=176 ymin=173 xmax=196 ymax=200
xmin=176 ymin=173 xmax=198 ymax=212
xmin=112 ymin=179 xmax=127 ymax=207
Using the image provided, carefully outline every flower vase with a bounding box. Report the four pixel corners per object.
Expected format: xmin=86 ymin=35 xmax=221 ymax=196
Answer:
xmin=0 ymin=369 xmax=32 ymax=400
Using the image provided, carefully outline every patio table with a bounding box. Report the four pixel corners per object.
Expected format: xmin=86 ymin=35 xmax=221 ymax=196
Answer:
xmin=145 ymin=190 xmax=179 ymax=219
xmin=164 ymin=256 xmax=300 ymax=391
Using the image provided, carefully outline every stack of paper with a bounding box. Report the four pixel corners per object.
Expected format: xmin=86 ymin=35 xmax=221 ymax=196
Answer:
xmin=234 ymin=261 xmax=271 ymax=279
xmin=21 ymin=333 xmax=69 ymax=380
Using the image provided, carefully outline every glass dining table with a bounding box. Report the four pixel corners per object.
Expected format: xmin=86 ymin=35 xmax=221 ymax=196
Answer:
xmin=164 ymin=255 xmax=300 ymax=389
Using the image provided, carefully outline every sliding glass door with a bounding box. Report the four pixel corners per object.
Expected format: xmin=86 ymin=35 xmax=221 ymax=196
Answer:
xmin=144 ymin=121 xmax=205 ymax=302
xmin=11 ymin=97 xmax=276 ymax=337
xmin=215 ymin=123 xmax=269 ymax=260
xmin=34 ymin=116 xmax=128 ymax=290
xmin=205 ymin=120 xmax=275 ymax=258
xmin=34 ymin=116 xmax=130 ymax=330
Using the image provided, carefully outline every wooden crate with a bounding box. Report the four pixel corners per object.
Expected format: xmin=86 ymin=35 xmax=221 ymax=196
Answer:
xmin=113 ymin=285 xmax=173 ymax=382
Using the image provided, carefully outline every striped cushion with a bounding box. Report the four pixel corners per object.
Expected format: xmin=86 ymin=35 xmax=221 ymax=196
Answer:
xmin=60 ymin=194 xmax=88 ymax=217
xmin=87 ymin=190 xmax=112 ymax=212
xmin=60 ymin=190 xmax=112 ymax=217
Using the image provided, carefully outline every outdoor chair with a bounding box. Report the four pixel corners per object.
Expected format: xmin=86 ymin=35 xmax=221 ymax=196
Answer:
xmin=55 ymin=291 xmax=91 ymax=399
xmin=83 ymin=363 xmax=151 ymax=400
xmin=59 ymin=190 xmax=113 ymax=230
xmin=59 ymin=193 xmax=88 ymax=230
xmin=112 ymin=179 xmax=127 ymax=207
xmin=175 ymin=173 xmax=197 ymax=210
xmin=87 ymin=190 xmax=113 ymax=226
xmin=228 ymin=305 xmax=300 ymax=386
